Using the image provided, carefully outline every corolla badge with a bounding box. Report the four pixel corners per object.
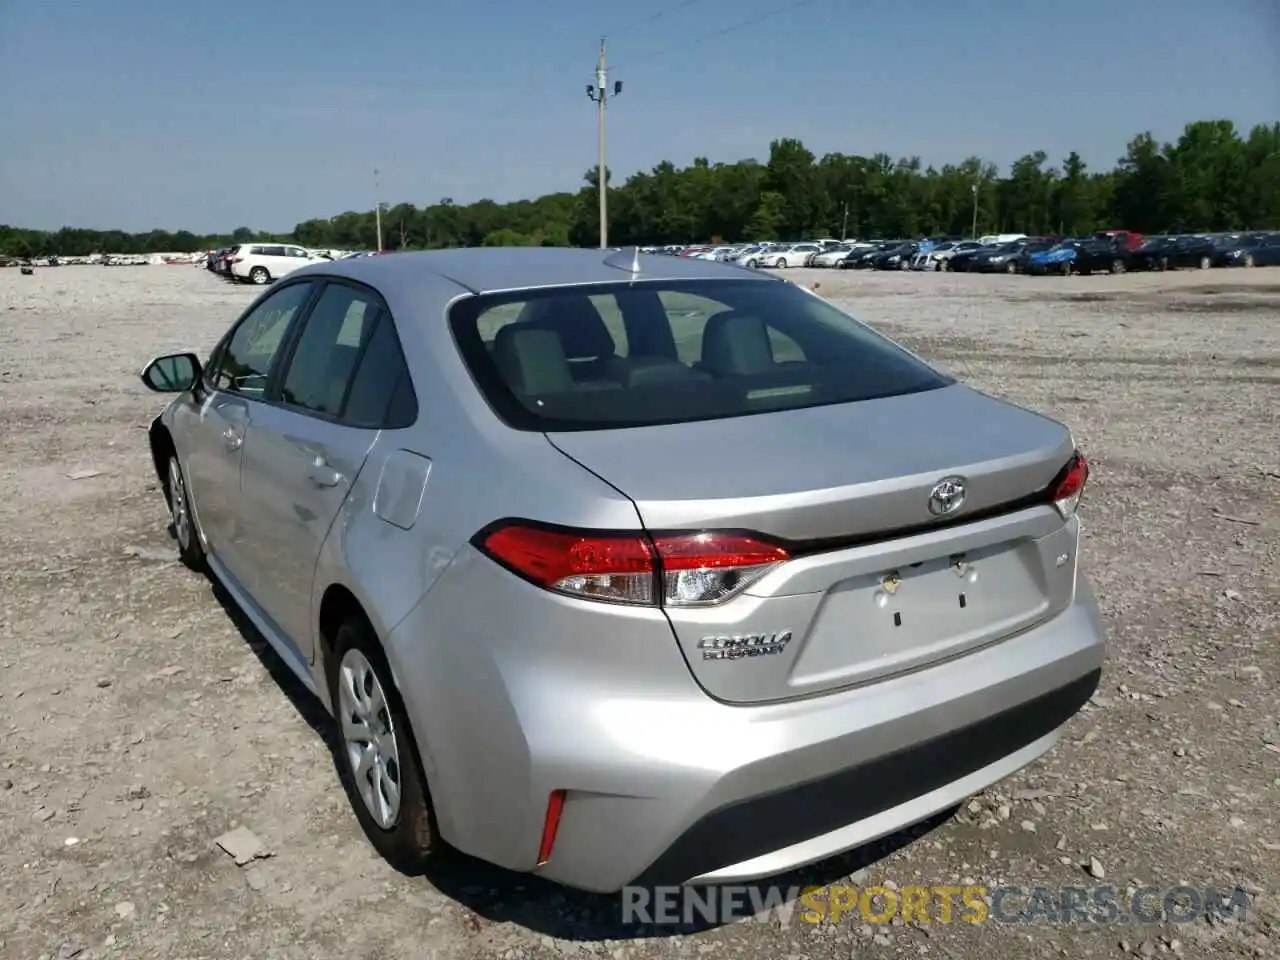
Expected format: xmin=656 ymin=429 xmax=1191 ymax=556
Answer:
xmin=928 ymin=476 xmax=967 ymax=516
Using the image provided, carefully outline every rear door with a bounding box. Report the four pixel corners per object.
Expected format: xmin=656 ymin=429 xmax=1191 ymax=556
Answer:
xmin=236 ymin=280 xmax=401 ymax=655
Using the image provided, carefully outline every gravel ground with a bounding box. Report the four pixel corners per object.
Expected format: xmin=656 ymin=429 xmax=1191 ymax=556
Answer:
xmin=1 ymin=263 xmax=1277 ymax=960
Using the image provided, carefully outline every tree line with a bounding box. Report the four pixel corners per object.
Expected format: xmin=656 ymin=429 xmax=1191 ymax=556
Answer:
xmin=3 ymin=118 xmax=1276 ymax=259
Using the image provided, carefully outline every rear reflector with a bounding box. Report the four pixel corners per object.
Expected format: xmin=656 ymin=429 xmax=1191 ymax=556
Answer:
xmin=475 ymin=523 xmax=789 ymax=607
xmin=1050 ymin=451 xmax=1090 ymax=519
xmin=537 ymin=789 xmax=566 ymax=866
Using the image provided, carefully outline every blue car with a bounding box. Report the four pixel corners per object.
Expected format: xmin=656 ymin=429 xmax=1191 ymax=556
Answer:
xmin=1026 ymin=241 xmax=1081 ymax=275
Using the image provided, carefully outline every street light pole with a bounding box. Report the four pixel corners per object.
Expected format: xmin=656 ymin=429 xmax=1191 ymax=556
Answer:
xmin=374 ymin=168 xmax=384 ymax=253
xmin=970 ymin=183 xmax=979 ymax=240
xmin=586 ymin=39 xmax=622 ymax=249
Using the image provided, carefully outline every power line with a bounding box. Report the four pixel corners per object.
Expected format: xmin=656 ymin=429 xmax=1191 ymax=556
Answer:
xmin=607 ymin=0 xmax=710 ymax=36
xmin=611 ymin=0 xmax=823 ymax=71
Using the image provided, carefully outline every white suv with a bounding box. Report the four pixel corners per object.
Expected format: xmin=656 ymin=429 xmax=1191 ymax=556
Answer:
xmin=230 ymin=243 xmax=323 ymax=285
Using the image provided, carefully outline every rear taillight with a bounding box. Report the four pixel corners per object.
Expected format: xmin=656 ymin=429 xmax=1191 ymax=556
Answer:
xmin=1050 ymin=451 xmax=1090 ymax=519
xmin=475 ymin=523 xmax=788 ymax=607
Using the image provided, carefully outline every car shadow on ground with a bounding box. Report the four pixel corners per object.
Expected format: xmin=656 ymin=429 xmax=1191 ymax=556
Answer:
xmin=205 ymin=567 xmax=958 ymax=941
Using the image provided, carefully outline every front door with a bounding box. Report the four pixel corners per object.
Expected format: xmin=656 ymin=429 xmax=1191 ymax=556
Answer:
xmin=188 ymin=280 xmax=317 ymax=579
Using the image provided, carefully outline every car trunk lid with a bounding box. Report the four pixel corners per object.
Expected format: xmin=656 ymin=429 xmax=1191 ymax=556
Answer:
xmin=547 ymin=383 xmax=1081 ymax=704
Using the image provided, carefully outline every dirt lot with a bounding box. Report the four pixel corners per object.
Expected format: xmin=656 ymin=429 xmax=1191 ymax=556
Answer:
xmin=1 ymin=263 xmax=1277 ymax=960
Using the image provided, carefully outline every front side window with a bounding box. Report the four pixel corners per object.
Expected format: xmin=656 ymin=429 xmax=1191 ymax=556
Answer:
xmin=214 ymin=282 xmax=315 ymax=397
xmin=450 ymin=278 xmax=951 ymax=432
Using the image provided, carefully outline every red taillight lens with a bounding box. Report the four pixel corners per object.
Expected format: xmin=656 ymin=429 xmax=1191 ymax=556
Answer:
xmin=476 ymin=523 xmax=789 ymax=607
xmin=479 ymin=524 xmax=656 ymax=604
xmin=1050 ymin=451 xmax=1090 ymax=519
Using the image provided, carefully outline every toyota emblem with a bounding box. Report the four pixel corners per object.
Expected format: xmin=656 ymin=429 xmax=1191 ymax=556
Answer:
xmin=928 ymin=476 xmax=967 ymax=516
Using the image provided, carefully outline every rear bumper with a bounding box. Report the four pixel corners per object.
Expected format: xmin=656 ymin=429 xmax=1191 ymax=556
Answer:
xmin=390 ymin=555 xmax=1106 ymax=894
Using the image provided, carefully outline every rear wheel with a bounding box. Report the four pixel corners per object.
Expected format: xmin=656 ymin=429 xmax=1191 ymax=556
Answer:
xmin=249 ymin=266 xmax=270 ymax=284
xmin=1198 ymin=255 xmax=1211 ymax=270
xmin=327 ymin=617 xmax=438 ymax=872
xmin=1110 ymin=259 xmax=1126 ymax=275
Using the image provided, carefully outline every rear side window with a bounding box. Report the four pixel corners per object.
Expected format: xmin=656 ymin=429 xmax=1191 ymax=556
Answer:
xmin=343 ymin=312 xmax=418 ymax=428
xmin=279 ymin=284 xmax=381 ymax=417
xmin=449 ymin=278 xmax=951 ymax=432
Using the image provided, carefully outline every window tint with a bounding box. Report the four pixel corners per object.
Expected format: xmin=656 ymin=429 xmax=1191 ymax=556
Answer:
xmin=279 ymin=283 xmax=380 ymax=417
xmin=450 ymin=278 xmax=951 ymax=432
xmin=214 ymin=282 xmax=314 ymax=396
xmin=344 ymin=313 xmax=418 ymax=428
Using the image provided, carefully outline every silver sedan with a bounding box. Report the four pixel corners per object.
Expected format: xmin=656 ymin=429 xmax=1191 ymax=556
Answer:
xmin=139 ymin=247 xmax=1106 ymax=893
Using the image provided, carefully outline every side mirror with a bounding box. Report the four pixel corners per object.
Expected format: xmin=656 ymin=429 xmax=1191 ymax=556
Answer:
xmin=141 ymin=352 xmax=202 ymax=393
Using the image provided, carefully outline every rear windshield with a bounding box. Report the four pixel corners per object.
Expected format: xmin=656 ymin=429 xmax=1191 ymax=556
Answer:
xmin=448 ymin=278 xmax=952 ymax=432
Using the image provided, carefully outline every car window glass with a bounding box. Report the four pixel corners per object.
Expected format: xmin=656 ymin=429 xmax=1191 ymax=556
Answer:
xmin=452 ymin=279 xmax=945 ymax=431
xmin=344 ymin=313 xmax=418 ymax=428
xmin=214 ymin=282 xmax=314 ymax=397
xmin=279 ymin=284 xmax=380 ymax=417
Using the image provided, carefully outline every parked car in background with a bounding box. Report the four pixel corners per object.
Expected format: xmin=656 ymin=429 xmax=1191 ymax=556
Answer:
xmin=924 ymin=240 xmax=985 ymax=271
xmin=1216 ymin=233 xmax=1280 ymax=267
xmin=839 ymin=242 xmax=898 ymax=269
xmin=810 ymin=244 xmax=858 ymax=268
xmin=1092 ymin=230 xmax=1144 ymax=252
xmin=973 ymin=238 xmax=1055 ymax=274
xmin=1025 ymin=241 xmax=1083 ymax=275
xmin=871 ymin=242 xmax=919 ymax=270
xmin=757 ymin=242 xmax=823 ymax=269
xmin=1122 ymin=235 xmax=1183 ymax=271
xmin=140 ymin=246 xmax=1104 ymax=894
xmin=948 ymin=243 xmax=1001 ymax=273
xmin=229 ymin=243 xmax=326 ymax=285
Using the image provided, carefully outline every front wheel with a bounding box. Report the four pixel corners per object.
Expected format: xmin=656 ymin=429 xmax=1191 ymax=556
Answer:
xmin=328 ymin=618 xmax=438 ymax=873
xmin=167 ymin=455 xmax=205 ymax=571
xmin=775 ymin=258 xmax=787 ymax=269
xmin=1243 ymin=253 xmax=1255 ymax=268
xmin=1110 ymin=259 xmax=1126 ymax=275
xmin=1198 ymin=255 xmax=1211 ymax=270
xmin=1005 ymin=260 xmax=1018 ymax=274
xmin=249 ymin=266 xmax=270 ymax=284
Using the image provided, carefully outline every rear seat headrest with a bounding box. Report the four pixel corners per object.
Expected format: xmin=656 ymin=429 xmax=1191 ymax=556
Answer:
xmin=700 ymin=311 xmax=775 ymax=376
xmin=492 ymin=325 xmax=574 ymax=395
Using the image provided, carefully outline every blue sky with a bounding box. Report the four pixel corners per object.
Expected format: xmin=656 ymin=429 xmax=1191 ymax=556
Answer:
xmin=1 ymin=0 xmax=1277 ymax=234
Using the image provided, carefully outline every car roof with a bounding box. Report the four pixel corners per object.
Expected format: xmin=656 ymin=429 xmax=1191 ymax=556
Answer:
xmin=287 ymin=246 xmax=780 ymax=296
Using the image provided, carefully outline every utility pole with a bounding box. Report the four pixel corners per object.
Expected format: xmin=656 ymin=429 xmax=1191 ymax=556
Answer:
xmin=374 ymin=168 xmax=384 ymax=253
xmin=970 ymin=183 xmax=979 ymax=240
xmin=586 ymin=38 xmax=622 ymax=249
xmin=841 ymin=202 xmax=850 ymax=242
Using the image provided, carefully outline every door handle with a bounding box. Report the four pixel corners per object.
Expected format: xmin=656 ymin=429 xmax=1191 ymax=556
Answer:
xmin=222 ymin=427 xmax=243 ymax=451
xmin=306 ymin=456 xmax=344 ymax=488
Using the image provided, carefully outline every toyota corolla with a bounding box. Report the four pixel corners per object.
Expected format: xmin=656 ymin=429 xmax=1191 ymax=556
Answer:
xmin=138 ymin=247 xmax=1105 ymax=893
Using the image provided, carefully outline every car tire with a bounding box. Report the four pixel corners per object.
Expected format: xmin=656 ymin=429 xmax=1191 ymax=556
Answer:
xmin=746 ymin=259 xmax=758 ymax=268
xmin=327 ymin=617 xmax=438 ymax=873
xmin=1198 ymin=255 xmax=1210 ymax=270
xmin=1110 ymin=259 xmax=1126 ymax=275
xmin=249 ymin=266 xmax=271 ymax=285
xmin=1005 ymin=260 xmax=1017 ymax=274
xmin=1243 ymin=253 xmax=1255 ymax=268
xmin=166 ymin=454 xmax=205 ymax=571
xmin=776 ymin=259 xmax=787 ymax=269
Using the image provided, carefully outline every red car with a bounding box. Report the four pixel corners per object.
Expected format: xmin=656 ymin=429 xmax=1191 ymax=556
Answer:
xmin=1093 ymin=230 xmax=1145 ymax=251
